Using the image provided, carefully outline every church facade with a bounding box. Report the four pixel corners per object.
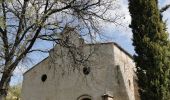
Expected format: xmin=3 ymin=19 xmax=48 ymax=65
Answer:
xmin=21 ymin=41 xmax=136 ymax=100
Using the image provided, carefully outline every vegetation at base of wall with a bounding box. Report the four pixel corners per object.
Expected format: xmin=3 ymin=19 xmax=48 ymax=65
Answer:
xmin=128 ymin=0 xmax=170 ymax=100
xmin=6 ymin=84 xmax=21 ymax=100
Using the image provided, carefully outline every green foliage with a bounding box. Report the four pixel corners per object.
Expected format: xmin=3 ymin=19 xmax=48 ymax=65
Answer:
xmin=128 ymin=0 xmax=170 ymax=100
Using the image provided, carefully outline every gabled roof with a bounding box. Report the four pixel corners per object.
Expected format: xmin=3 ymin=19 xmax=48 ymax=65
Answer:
xmin=24 ymin=57 xmax=49 ymax=75
xmin=24 ymin=42 xmax=133 ymax=75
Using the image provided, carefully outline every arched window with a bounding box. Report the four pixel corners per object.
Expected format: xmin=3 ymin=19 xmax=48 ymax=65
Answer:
xmin=77 ymin=94 xmax=92 ymax=100
xmin=82 ymin=98 xmax=91 ymax=100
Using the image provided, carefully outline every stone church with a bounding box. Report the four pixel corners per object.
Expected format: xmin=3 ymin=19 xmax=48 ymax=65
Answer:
xmin=21 ymin=31 xmax=137 ymax=100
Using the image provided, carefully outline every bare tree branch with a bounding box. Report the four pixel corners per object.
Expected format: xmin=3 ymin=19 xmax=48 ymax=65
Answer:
xmin=160 ymin=4 xmax=170 ymax=13
xmin=28 ymin=49 xmax=50 ymax=53
xmin=9 ymin=0 xmax=29 ymax=60
xmin=0 ymin=0 xmax=121 ymax=99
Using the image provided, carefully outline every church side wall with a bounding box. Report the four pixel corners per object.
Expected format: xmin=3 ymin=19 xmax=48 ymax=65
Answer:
xmin=113 ymin=45 xmax=135 ymax=100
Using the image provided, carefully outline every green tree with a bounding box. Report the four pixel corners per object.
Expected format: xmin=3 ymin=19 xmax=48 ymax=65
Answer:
xmin=128 ymin=0 xmax=170 ymax=100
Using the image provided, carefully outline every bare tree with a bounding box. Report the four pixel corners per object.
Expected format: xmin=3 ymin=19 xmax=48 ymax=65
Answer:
xmin=0 ymin=0 xmax=121 ymax=99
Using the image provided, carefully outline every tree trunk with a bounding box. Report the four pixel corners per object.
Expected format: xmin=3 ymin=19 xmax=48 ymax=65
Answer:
xmin=0 ymin=83 xmax=8 ymax=100
xmin=0 ymin=71 xmax=11 ymax=100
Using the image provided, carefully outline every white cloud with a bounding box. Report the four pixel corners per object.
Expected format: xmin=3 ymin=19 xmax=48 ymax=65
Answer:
xmin=104 ymin=0 xmax=170 ymax=39
xmin=96 ymin=0 xmax=134 ymax=55
xmin=116 ymin=0 xmax=132 ymax=38
xmin=99 ymin=0 xmax=132 ymax=39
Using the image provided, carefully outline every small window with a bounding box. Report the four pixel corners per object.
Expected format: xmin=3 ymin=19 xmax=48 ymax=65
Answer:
xmin=128 ymin=80 xmax=131 ymax=87
xmin=83 ymin=67 xmax=90 ymax=75
xmin=41 ymin=74 xmax=47 ymax=82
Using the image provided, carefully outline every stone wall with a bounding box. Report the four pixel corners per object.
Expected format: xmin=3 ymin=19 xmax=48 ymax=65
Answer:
xmin=21 ymin=43 xmax=136 ymax=100
xmin=113 ymin=45 xmax=135 ymax=100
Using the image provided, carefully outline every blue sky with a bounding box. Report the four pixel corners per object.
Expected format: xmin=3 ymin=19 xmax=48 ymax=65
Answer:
xmin=10 ymin=0 xmax=170 ymax=85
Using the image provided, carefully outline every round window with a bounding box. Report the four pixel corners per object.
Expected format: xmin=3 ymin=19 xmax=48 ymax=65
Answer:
xmin=83 ymin=67 xmax=90 ymax=75
xmin=41 ymin=74 xmax=47 ymax=82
